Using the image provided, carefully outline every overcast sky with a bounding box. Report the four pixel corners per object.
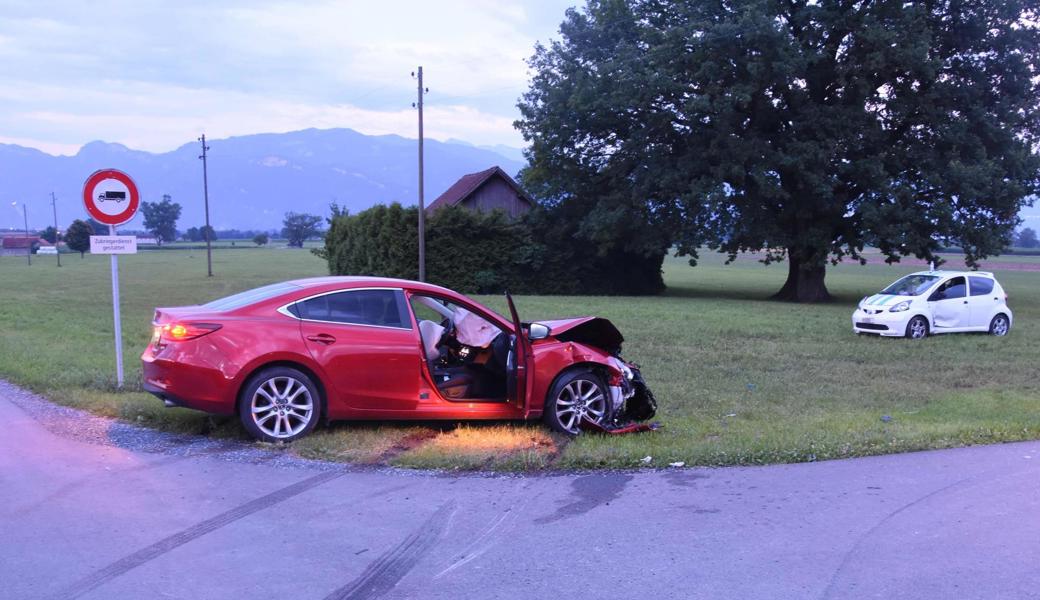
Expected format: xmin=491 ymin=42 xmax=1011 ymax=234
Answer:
xmin=0 ymin=0 xmax=577 ymax=155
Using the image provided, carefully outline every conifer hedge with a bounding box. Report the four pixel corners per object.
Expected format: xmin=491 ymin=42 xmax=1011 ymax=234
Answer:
xmin=317 ymin=203 xmax=664 ymax=295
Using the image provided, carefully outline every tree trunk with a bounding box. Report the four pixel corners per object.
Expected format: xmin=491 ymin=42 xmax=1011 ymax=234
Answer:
xmin=771 ymin=251 xmax=833 ymax=303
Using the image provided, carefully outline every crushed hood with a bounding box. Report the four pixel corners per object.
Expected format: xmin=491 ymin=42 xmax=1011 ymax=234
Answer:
xmin=539 ymin=317 xmax=625 ymax=354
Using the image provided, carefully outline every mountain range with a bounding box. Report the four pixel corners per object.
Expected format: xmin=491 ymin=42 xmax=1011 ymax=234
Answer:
xmin=0 ymin=128 xmax=526 ymax=232
xmin=2 ymin=129 xmax=1037 ymax=233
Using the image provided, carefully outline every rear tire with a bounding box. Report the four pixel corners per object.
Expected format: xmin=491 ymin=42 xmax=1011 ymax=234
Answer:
xmin=239 ymin=367 xmax=320 ymax=443
xmin=989 ymin=314 xmax=1010 ymax=336
xmin=905 ymin=316 xmax=929 ymax=339
xmin=543 ymin=369 xmax=610 ymax=436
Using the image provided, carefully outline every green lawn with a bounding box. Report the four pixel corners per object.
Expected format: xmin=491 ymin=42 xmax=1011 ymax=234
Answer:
xmin=1 ymin=246 xmax=1037 ymax=470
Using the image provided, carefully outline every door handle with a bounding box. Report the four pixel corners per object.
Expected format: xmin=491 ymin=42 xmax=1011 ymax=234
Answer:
xmin=963 ymin=300 xmax=968 ymax=304
xmin=306 ymin=333 xmax=336 ymax=345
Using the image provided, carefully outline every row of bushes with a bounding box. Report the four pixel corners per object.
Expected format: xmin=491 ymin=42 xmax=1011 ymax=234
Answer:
xmin=316 ymin=203 xmax=666 ymax=295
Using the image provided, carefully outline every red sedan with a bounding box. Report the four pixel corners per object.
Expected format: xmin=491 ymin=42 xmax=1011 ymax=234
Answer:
xmin=141 ymin=277 xmax=656 ymax=442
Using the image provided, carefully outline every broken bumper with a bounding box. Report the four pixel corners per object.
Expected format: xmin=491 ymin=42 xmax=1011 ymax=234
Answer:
xmin=594 ymin=367 xmax=659 ymax=434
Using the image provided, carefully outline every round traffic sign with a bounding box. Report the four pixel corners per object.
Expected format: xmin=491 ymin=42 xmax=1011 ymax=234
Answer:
xmin=82 ymin=169 xmax=140 ymax=226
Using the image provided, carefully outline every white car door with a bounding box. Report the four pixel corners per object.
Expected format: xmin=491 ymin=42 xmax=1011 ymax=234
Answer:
xmin=967 ymin=276 xmax=999 ymax=328
xmin=928 ymin=276 xmax=970 ymax=329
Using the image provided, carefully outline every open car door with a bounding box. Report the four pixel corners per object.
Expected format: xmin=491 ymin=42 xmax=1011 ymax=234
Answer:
xmin=505 ymin=293 xmax=531 ymax=416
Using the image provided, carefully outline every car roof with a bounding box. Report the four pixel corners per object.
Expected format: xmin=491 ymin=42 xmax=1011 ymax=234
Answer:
xmin=285 ymin=276 xmax=466 ymax=296
xmin=281 ymin=276 xmax=513 ymax=327
xmin=907 ymin=270 xmax=996 ymax=279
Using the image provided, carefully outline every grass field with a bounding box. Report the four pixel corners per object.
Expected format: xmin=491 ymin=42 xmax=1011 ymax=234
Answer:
xmin=1 ymin=245 xmax=1037 ymax=470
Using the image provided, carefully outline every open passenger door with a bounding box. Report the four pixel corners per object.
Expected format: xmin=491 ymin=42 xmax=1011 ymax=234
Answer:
xmin=505 ymin=293 xmax=531 ymax=416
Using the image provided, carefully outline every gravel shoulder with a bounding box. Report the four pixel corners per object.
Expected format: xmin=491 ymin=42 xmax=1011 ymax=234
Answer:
xmin=0 ymin=379 xmax=346 ymax=472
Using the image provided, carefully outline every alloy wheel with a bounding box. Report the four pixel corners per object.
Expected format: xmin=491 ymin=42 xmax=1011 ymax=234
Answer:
xmin=908 ymin=317 xmax=928 ymax=339
xmin=991 ymin=316 xmax=1009 ymax=336
xmin=251 ymin=376 xmax=314 ymax=439
xmin=555 ymin=378 xmax=607 ymax=434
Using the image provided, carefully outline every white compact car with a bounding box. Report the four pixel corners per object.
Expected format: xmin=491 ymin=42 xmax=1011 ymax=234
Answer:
xmin=852 ymin=270 xmax=1012 ymax=339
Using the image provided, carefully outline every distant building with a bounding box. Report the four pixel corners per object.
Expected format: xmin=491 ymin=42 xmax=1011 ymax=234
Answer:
xmin=1 ymin=235 xmax=44 ymax=256
xmin=426 ymin=166 xmax=534 ymax=219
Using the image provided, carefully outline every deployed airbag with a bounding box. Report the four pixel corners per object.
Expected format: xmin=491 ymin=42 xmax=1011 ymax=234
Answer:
xmin=454 ymin=307 xmax=499 ymax=348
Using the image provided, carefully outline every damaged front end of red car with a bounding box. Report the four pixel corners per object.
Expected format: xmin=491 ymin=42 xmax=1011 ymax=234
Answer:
xmin=536 ymin=315 xmax=659 ymax=434
xmin=595 ymin=359 xmax=659 ymax=434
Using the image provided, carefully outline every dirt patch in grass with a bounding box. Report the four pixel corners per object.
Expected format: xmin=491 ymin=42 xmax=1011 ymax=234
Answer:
xmin=375 ymin=428 xmax=443 ymax=462
xmin=391 ymin=424 xmax=565 ymax=471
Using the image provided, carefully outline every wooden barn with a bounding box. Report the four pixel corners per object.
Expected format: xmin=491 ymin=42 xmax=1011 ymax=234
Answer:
xmin=426 ymin=166 xmax=534 ymax=219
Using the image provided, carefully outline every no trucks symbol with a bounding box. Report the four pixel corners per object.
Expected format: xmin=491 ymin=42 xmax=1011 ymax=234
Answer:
xmin=82 ymin=169 xmax=140 ymax=226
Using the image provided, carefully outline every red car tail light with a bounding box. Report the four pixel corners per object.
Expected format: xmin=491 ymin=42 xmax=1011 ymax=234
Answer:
xmin=161 ymin=322 xmax=222 ymax=342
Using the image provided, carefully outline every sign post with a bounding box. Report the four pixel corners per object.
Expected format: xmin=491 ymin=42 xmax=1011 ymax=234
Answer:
xmin=83 ymin=169 xmax=140 ymax=388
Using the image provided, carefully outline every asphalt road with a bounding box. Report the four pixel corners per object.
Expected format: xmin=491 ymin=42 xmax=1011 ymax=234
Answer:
xmin=3 ymin=387 xmax=1039 ymax=600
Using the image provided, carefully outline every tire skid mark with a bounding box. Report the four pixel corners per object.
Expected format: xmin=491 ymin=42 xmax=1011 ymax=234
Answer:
xmin=324 ymin=500 xmax=457 ymax=600
xmin=434 ymin=508 xmax=517 ymax=579
xmin=435 ymin=479 xmax=538 ymax=580
xmin=51 ymin=469 xmax=345 ymax=600
xmin=818 ymin=476 xmax=972 ymax=600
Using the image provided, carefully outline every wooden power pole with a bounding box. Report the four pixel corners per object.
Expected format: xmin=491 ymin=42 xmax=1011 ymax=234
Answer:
xmin=51 ymin=192 xmax=60 ymax=267
xmin=412 ymin=66 xmax=429 ymax=282
xmin=198 ymin=134 xmax=213 ymax=277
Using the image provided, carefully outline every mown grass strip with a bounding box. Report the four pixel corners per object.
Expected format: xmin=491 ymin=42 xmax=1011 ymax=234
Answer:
xmin=1 ymin=247 xmax=1037 ymax=470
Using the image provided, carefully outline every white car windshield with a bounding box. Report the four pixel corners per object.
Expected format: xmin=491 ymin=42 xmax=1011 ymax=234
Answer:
xmin=880 ymin=274 xmax=939 ymax=296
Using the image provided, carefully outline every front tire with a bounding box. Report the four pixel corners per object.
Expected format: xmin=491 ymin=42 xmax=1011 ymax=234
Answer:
xmin=905 ymin=316 xmax=929 ymax=339
xmin=989 ymin=314 xmax=1010 ymax=336
xmin=239 ymin=367 xmax=320 ymax=442
xmin=543 ymin=369 xmax=610 ymax=435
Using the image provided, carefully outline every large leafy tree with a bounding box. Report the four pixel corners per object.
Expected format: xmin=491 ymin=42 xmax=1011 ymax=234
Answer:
xmin=1017 ymin=227 xmax=1039 ymax=248
xmin=65 ymin=219 xmax=92 ymax=257
xmin=282 ymin=212 xmax=323 ymax=248
xmin=141 ymin=194 xmax=182 ymax=246
xmin=40 ymin=226 xmax=59 ymax=244
xmin=87 ymin=218 xmax=110 ymax=235
xmin=518 ymin=0 xmax=1040 ymax=301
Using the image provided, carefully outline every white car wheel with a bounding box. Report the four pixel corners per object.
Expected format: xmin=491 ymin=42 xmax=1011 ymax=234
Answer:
xmin=989 ymin=314 xmax=1010 ymax=336
xmin=905 ymin=316 xmax=928 ymax=339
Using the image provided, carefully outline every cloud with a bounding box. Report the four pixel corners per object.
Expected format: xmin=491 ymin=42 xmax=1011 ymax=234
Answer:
xmin=0 ymin=80 xmax=521 ymax=154
xmin=0 ymin=0 xmax=575 ymax=153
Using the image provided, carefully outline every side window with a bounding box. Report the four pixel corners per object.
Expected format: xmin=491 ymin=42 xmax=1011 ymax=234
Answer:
xmin=969 ymin=276 xmax=994 ymax=296
xmin=293 ymin=289 xmax=411 ymax=328
xmin=930 ymin=276 xmax=966 ymax=301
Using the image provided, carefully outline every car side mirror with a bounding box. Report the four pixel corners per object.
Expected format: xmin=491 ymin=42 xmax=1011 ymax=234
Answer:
xmin=528 ymin=323 xmax=550 ymax=341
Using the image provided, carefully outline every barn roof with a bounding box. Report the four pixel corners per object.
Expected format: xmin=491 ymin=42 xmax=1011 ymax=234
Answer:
xmin=426 ymin=166 xmax=533 ymax=213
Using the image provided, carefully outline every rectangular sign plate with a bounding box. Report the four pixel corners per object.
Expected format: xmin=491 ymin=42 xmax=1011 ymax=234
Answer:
xmin=90 ymin=235 xmax=138 ymax=255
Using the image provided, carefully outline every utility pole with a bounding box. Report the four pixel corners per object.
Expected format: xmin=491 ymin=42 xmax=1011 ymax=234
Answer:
xmin=51 ymin=192 xmax=61 ymax=267
xmin=12 ymin=202 xmax=30 ymax=266
xmin=198 ymin=133 xmax=213 ymax=277
xmin=412 ymin=67 xmax=429 ymax=281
